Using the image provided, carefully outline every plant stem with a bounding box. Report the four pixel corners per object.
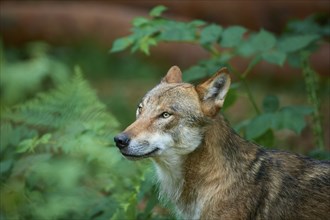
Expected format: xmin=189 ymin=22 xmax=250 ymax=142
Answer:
xmin=202 ymin=44 xmax=220 ymax=57
xmin=241 ymin=77 xmax=261 ymax=115
xmin=301 ymin=53 xmax=325 ymax=150
xmin=231 ymin=65 xmax=261 ymax=115
xmin=242 ymin=55 xmax=261 ymax=78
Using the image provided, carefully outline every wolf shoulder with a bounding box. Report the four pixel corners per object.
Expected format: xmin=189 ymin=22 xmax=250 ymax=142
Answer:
xmin=259 ymin=149 xmax=330 ymax=181
xmin=247 ymin=148 xmax=330 ymax=219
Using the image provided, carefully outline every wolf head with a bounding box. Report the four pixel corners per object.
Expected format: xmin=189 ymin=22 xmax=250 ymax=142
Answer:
xmin=114 ymin=66 xmax=231 ymax=160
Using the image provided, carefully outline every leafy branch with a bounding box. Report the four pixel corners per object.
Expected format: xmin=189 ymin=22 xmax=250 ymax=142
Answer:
xmin=110 ymin=5 xmax=328 ymax=152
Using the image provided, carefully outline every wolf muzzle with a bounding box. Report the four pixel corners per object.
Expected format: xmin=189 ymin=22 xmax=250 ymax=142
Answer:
xmin=114 ymin=133 xmax=131 ymax=149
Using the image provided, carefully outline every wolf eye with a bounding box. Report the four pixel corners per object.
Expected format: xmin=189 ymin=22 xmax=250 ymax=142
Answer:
xmin=161 ymin=112 xmax=171 ymax=118
xmin=136 ymin=104 xmax=143 ymax=115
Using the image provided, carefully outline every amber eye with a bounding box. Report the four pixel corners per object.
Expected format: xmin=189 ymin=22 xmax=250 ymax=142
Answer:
xmin=136 ymin=104 xmax=143 ymax=115
xmin=161 ymin=112 xmax=171 ymax=118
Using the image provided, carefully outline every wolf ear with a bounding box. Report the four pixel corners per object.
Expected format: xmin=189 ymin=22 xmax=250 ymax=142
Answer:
xmin=161 ymin=66 xmax=182 ymax=83
xmin=196 ymin=67 xmax=231 ymax=116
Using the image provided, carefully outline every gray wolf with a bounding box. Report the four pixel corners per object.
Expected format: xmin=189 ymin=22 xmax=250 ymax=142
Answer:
xmin=114 ymin=66 xmax=330 ymax=220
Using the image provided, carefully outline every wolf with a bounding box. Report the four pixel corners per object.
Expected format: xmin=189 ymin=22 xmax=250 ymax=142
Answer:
xmin=114 ymin=66 xmax=330 ymax=220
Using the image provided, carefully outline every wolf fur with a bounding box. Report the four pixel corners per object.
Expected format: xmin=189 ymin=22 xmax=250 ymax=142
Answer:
xmin=114 ymin=66 xmax=330 ymax=220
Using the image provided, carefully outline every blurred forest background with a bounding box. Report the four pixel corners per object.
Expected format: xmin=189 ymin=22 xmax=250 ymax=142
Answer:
xmin=0 ymin=1 xmax=329 ymax=220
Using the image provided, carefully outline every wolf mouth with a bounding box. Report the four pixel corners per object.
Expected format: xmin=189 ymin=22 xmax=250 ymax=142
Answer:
xmin=122 ymin=148 xmax=160 ymax=158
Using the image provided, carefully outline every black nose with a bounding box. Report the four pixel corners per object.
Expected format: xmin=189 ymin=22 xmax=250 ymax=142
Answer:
xmin=114 ymin=133 xmax=131 ymax=149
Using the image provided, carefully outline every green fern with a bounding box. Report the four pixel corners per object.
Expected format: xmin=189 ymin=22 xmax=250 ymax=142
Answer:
xmin=0 ymin=71 xmax=153 ymax=220
xmin=1 ymin=43 xmax=165 ymax=220
xmin=3 ymin=72 xmax=117 ymax=129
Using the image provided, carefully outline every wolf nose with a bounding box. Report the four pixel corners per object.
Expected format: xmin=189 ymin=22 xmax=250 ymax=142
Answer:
xmin=114 ymin=133 xmax=131 ymax=149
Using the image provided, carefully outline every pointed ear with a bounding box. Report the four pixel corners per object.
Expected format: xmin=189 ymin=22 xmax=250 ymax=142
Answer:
xmin=161 ymin=66 xmax=182 ymax=83
xmin=196 ymin=67 xmax=231 ymax=116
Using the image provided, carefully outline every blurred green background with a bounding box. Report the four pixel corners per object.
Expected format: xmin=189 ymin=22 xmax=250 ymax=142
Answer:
xmin=0 ymin=1 xmax=329 ymax=220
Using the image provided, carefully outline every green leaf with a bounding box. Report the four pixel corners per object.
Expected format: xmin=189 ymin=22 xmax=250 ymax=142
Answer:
xmin=16 ymin=133 xmax=52 ymax=153
xmin=236 ymin=40 xmax=257 ymax=57
xmin=273 ymin=106 xmax=313 ymax=134
xmin=200 ymin=24 xmax=223 ymax=45
xmin=243 ymin=105 xmax=313 ymax=140
xmin=149 ymin=5 xmax=167 ymax=17
xmin=189 ymin=19 xmax=207 ymax=27
xmin=138 ymin=37 xmax=157 ymax=55
xmin=159 ymin=21 xmax=197 ymax=41
xmin=223 ymin=83 xmax=240 ymax=110
xmin=202 ymin=58 xmax=228 ymax=74
xmin=183 ymin=66 xmax=207 ymax=82
xmin=40 ymin=133 xmax=52 ymax=144
xmin=132 ymin=17 xmax=149 ymax=27
xmin=221 ymin=26 xmax=247 ymax=48
xmin=183 ymin=57 xmax=230 ymax=82
xmin=245 ymin=113 xmax=274 ymax=139
xmin=251 ymin=29 xmax=276 ymax=51
xmin=254 ymin=129 xmax=275 ymax=147
xmin=287 ymin=15 xmax=329 ymax=37
xmin=262 ymin=95 xmax=280 ymax=113
xmin=262 ymin=49 xmax=287 ymax=66
xmin=16 ymin=136 xmax=38 ymax=153
xmin=110 ymin=36 xmax=134 ymax=53
xmin=277 ymin=34 xmax=320 ymax=53
xmin=0 ymin=159 xmax=13 ymax=174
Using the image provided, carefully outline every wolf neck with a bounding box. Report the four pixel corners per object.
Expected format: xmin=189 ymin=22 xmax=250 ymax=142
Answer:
xmin=153 ymin=154 xmax=185 ymax=201
xmin=153 ymin=114 xmax=253 ymax=218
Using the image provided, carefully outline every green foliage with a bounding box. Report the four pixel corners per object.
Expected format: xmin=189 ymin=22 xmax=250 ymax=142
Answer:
xmin=0 ymin=47 xmax=165 ymax=219
xmin=220 ymin=26 xmax=247 ymax=48
xmin=149 ymin=5 xmax=168 ymax=17
xmin=251 ymin=30 xmax=276 ymax=51
xmin=0 ymin=42 xmax=70 ymax=107
xmin=277 ymin=34 xmax=319 ymax=53
xmin=110 ymin=6 xmax=328 ymax=69
xmin=4 ymin=68 xmax=117 ymax=131
xmin=111 ymin=6 xmax=329 ymax=154
xmin=286 ymin=14 xmax=330 ymax=37
xmin=110 ymin=36 xmax=135 ymax=53
xmin=236 ymin=96 xmax=313 ymax=146
xmin=200 ymin=24 xmax=223 ymax=46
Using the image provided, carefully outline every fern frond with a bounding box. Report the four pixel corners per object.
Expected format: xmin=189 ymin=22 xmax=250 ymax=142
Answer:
xmin=2 ymin=72 xmax=118 ymax=130
xmin=2 ymin=71 xmax=119 ymax=155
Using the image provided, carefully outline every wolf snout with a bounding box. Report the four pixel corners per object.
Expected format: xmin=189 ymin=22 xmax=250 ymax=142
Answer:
xmin=114 ymin=133 xmax=131 ymax=149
